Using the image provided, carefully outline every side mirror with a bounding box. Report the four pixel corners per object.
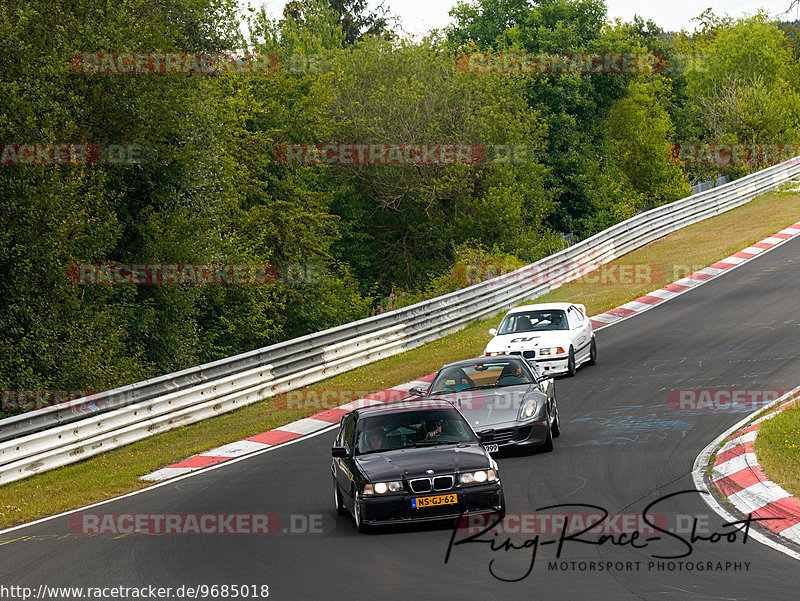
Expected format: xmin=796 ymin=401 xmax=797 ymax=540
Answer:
xmin=488 ymin=328 xmax=497 ymax=336
xmin=331 ymin=446 xmax=348 ymax=458
xmin=479 ymin=430 xmax=496 ymax=443
xmin=408 ymin=386 xmax=427 ymax=398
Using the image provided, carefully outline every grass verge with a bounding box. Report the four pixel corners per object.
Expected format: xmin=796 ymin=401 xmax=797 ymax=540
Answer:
xmin=755 ymin=401 xmax=800 ymax=498
xmin=1 ymin=188 xmax=799 ymax=529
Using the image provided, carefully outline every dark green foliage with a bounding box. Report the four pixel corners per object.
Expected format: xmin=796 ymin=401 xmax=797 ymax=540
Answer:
xmin=1 ymin=0 xmax=797 ymax=407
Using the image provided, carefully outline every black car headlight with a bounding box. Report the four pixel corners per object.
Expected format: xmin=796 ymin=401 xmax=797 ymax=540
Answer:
xmin=459 ymin=469 xmax=498 ymax=485
xmin=364 ymin=481 xmax=403 ymax=495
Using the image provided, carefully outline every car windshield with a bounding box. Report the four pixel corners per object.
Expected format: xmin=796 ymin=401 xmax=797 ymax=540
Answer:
xmin=429 ymin=359 xmax=533 ymax=394
xmin=355 ymin=409 xmax=477 ymax=455
xmin=497 ymin=309 xmax=568 ymax=334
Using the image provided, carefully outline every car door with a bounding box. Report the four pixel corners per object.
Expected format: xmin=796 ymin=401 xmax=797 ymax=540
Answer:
xmin=568 ymin=306 xmax=590 ymax=358
xmin=334 ymin=413 xmax=358 ymax=503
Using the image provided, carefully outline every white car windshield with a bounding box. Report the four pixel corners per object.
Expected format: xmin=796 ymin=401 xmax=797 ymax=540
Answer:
xmin=497 ymin=310 xmax=568 ymax=334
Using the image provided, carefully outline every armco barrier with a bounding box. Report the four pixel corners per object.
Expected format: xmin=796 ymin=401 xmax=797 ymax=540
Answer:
xmin=1 ymin=158 xmax=799 ymax=485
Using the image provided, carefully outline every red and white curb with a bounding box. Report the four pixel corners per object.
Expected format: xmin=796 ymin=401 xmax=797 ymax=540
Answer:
xmin=710 ymin=392 xmax=800 ymax=545
xmin=588 ymin=222 xmax=800 ymax=331
xmin=142 ymin=220 xmax=800 ymax=482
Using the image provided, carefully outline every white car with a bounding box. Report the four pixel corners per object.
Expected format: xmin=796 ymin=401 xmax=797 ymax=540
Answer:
xmin=484 ymin=303 xmax=596 ymax=377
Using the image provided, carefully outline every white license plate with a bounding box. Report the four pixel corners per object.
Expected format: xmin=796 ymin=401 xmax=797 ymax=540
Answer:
xmin=483 ymin=444 xmax=499 ymax=453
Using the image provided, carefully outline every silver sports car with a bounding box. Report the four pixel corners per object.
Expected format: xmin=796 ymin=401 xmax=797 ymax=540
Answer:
xmin=408 ymin=355 xmax=560 ymax=452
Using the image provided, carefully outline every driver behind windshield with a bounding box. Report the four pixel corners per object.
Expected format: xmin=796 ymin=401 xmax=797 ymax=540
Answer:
xmin=424 ymin=419 xmax=444 ymax=439
xmin=496 ymin=361 xmax=532 ymax=386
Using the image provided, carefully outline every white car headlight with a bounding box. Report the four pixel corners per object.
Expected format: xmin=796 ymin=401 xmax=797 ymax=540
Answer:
xmin=539 ymin=346 xmax=565 ymax=356
xmin=460 ymin=469 xmax=498 ymax=485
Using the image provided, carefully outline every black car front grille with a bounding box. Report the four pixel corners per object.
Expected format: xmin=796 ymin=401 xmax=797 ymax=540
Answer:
xmin=409 ymin=475 xmax=455 ymax=493
xmin=410 ymin=478 xmax=432 ymax=493
xmin=433 ymin=475 xmax=454 ymax=491
xmin=509 ymin=350 xmax=535 ymax=358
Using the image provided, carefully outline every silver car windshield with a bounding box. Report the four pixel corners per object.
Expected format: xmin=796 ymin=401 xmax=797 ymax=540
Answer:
xmin=497 ymin=310 xmax=568 ymax=334
xmin=430 ymin=359 xmax=533 ymax=394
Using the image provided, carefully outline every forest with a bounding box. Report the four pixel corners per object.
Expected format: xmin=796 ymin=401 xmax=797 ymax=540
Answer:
xmin=2 ymin=0 xmax=800 ymax=405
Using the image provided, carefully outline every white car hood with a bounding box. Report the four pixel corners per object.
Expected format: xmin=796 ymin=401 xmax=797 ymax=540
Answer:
xmin=484 ymin=330 xmax=569 ymax=354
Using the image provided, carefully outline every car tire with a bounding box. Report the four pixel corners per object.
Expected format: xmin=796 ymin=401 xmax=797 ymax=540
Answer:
xmin=551 ymin=405 xmax=561 ymax=438
xmin=587 ymin=338 xmax=597 ymax=366
xmin=333 ymin=478 xmax=347 ymax=516
xmin=353 ymin=491 xmax=370 ymax=533
xmin=537 ymin=423 xmax=554 ymax=452
xmin=566 ymin=347 xmax=577 ymax=377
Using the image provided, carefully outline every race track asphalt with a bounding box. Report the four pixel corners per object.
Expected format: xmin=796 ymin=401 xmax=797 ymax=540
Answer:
xmin=1 ymin=233 xmax=799 ymax=601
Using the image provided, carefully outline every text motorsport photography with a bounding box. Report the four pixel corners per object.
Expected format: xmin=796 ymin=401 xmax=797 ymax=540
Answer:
xmin=445 ymin=491 xmax=766 ymax=581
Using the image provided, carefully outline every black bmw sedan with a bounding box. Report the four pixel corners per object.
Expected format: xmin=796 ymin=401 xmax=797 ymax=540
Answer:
xmin=331 ymin=399 xmax=505 ymax=532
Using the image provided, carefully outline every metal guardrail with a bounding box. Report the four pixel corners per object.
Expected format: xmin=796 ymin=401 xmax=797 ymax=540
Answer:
xmin=1 ymin=158 xmax=799 ymax=485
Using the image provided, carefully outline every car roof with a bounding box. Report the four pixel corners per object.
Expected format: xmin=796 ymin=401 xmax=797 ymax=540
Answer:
xmin=355 ymin=398 xmax=456 ymax=417
xmin=505 ymin=302 xmax=574 ymax=314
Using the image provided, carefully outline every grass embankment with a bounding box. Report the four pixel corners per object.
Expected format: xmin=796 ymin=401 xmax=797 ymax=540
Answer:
xmin=755 ymin=401 xmax=800 ymax=498
xmin=1 ymin=188 xmax=799 ymax=529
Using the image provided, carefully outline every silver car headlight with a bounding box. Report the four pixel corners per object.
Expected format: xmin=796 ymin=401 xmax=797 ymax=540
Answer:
xmin=460 ymin=469 xmax=498 ymax=485
xmin=520 ymin=399 xmax=538 ymax=419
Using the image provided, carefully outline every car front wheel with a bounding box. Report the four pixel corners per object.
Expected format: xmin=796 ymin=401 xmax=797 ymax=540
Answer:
xmin=566 ymin=347 xmax=577 ymax=377
xmin=353 ymin=491 xmax=370 ymax=532
xmin=333 ymin=478 xmax=346 ymax=515
xmin=587 ymin=338 xmax=597 ymax=366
